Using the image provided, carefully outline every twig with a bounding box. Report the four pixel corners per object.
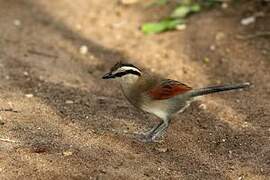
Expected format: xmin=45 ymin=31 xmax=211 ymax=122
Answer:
xmin=0 ymin=138 xmax=17 ymax=143
xmin=0 ymin=108 xmax=19 ymax=113
xmin=4 ymin=38 xmax=19 ymax=44
xmin=28 ymin=49 xmax=58 ymax=59
xmin=236 ymin=32 xmax=270 ymax=40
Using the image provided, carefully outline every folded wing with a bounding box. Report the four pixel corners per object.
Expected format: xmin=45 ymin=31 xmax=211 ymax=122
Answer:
xmin=147 ymin=79 xmax=192 ymax=100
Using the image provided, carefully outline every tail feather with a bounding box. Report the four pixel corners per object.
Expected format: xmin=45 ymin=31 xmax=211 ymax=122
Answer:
xmin=190 ymin=82 xmax=251 ymax=97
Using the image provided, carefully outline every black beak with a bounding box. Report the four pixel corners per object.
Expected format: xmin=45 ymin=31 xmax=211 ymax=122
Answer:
xmin=102 ymin=72 xmax=113 ymax=79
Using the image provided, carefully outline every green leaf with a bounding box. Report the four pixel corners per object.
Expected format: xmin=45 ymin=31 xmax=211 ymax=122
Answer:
xmin=171 ymin=5 xmax=191 ymax=18
xmin=190 ymin=4 xmax=201 ymax=12
xmin=141 ymin=19 xmax=184 ymax=34
xmin=171 ymin=3 xmax=201 ymax=18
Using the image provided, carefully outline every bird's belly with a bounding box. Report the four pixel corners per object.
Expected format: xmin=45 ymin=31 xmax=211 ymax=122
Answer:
xmin=140 ymin=97 xmax=192 ymax=120
xmin=141 ymin=102 xmax=169 ymax=120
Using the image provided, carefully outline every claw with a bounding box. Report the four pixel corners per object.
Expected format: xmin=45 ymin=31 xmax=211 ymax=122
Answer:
xmin=134 ymin=133 xmax=163 ymax=143
xmin=134 ymin=133 xmax=152 ymax=142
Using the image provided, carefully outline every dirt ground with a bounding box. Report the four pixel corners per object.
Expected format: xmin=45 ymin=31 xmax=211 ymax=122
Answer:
xmin=0 ymin=0 xmax=269 ymax=179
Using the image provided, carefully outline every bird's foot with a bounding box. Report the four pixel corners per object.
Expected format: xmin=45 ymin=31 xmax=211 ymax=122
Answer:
xmin=134 ymin=132 xmax=162 ymax=143
xmin=134 ymin=132 xmax=152 ymax=142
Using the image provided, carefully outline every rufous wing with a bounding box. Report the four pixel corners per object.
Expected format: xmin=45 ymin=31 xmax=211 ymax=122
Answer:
xmin=147 ymin=79 xmax=192 ymax=100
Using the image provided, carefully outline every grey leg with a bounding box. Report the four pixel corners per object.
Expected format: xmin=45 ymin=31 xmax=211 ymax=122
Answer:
xmin=143 ymin=121 xmax=164 ymax=137
xmin=136 ymin=121 xmax=163 ymax=142
xmin=151 ymin=118 xmax=171 ymax=141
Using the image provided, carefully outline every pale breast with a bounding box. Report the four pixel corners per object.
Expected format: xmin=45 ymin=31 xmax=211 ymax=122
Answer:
xmin=140 ymin=100 xmax=169 ymax=120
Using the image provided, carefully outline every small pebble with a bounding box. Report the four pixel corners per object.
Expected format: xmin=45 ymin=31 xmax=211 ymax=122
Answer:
xmin=39 ymin=76 xmax=44 ymax=81
xmin=215 ymin=32 xmax=225 ymax=41
xmin=221 ymin=2 xmax=228 ymax=9
xmin=23 ymin=71 xmax=29 ymax=76
xmin=176 ymin=24 xmax=187 ymax=31
xmin=65 ymin=100 xmax=74 ymax=104
xmin=241 ymin=16 xmax=256 ymax=26
xmin=79 ymin=45 xmax=88 ymax=55
xmin=25 ymin=94 xmax=34 ymax=98
xmin=222 ymin=139 xmax=226 ymax=142
xmin=242 ymin=122 xmax=249 ymax=128
xmin=63 ymin=151 xmax=73 ymax=156
xmin=13 ymin=19 xmax=21 ymax=26
xmin=123 ymin=130 xmax=128 ymax=134
xmin=210 ymin=45 xmax=216 ymax=51
xmin=156 ymin=147 xmax=168 ymax=153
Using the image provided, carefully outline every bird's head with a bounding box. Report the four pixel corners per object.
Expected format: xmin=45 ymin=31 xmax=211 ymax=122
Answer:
xmin=102 ymin=62 xmax=141 ymax=85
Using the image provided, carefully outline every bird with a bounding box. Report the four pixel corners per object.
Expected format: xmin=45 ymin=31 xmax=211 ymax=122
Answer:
xmin=102 ymin=62 xmax=250 ymax=142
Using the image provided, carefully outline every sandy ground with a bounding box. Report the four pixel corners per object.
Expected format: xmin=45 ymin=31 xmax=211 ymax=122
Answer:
xmin=0 ymin=0 xmax=269 ymax=179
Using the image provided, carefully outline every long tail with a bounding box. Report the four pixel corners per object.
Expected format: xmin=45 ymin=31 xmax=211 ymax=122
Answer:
xmin=190 ymin=82 xmax=251 ymax=97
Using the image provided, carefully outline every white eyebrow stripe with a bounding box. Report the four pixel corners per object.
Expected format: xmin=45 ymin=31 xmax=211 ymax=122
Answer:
xmin=121 ymin=66 xmax=140 ymax=72
xmin=114 ymin=66 xmax=141 ymax=74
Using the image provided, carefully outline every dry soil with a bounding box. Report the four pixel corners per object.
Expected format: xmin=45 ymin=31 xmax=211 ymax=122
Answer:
xmin=0 ymin=0 xmax=269 ymax=179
